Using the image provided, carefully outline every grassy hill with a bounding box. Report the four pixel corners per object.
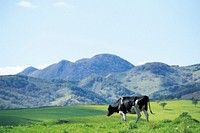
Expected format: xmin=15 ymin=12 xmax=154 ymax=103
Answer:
xmin=0 ymin=75 xmax=107 ymax=109
xmin=79 ymin=74 xmax=134 ymax=103
xmin=80 ymin=62 xmax=200 ymax=100
xmin=0 ymin=75 xmax=58 ymax=109
xmin=1 ymin=55 xmax=200 ymax=109
xmin=0 ymin=100 xmax=199 ymax=132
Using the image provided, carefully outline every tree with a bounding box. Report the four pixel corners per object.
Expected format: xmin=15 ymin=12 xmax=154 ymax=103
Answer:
xmin=159 ymin=102 xmax=167 ymax=109
xmin=192 ymin=97 xmax=198 ymax=107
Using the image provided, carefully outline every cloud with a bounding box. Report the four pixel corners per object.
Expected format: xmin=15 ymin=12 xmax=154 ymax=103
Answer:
xmin=0 ymin=66 xmax=27 ymax=75
xmin=53 ymin=1 xmax=73 ymax=9
xmin=17 ymin=0 xmax=38 ymax=8
xmin=136 ymin=60 xmax=150 ymax=66
xmin=0 ymin=64 xmax=49 ymax=76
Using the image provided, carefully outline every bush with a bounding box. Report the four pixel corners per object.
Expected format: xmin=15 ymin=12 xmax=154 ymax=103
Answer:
xmin=129 ymin=122 xmax=138 ymax=129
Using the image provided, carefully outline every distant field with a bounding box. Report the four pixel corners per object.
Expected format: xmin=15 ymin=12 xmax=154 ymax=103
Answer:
xmin=0 ymin=100 xmax=200 ymax=132
xmin=0 ymin=105 xmax=106 ymax=126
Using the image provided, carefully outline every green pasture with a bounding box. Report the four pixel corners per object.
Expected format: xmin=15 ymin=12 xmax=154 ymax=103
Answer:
xmin=0 ymin=105 xmax=106 ymax=125
xmin=0 ymin=100 xmax=199 ymax=133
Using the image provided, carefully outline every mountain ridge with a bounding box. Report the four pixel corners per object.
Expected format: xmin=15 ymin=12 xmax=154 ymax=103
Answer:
xmin=0 ymin=53 xmax=199 ymax=109
xmin=18 ymin=54 xmax=134 ymax=81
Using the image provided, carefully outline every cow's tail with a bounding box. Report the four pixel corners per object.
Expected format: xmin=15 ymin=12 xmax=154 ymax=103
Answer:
xmin=148 ymin=98 xmax=155 ymax=115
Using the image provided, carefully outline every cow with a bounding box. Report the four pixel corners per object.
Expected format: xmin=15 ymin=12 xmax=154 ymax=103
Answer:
xmin=107 ymin=95 xmax=154 ymax=123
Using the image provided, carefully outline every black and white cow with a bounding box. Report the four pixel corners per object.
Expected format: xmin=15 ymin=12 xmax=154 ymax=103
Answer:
xmin=107 ymin=95 xmax=154 ymax=123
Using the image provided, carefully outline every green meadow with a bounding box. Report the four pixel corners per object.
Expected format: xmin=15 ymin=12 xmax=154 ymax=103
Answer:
xmin=0 ymin=100 xmax=199 ymax=133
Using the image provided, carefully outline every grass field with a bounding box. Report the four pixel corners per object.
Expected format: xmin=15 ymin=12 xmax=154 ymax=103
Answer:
xmin=0 ymin=100 xmax=199 ymax=132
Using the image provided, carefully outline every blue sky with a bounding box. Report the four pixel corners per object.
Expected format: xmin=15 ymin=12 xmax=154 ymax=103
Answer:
xmin=0 ymin=0 xmax=200 ymax=75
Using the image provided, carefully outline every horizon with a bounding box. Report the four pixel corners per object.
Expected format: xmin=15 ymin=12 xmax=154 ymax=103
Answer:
xmin=0 ymin=53 xmax=199 ymax=76
xmin=1 ymin=0 xmax=200 ymax=75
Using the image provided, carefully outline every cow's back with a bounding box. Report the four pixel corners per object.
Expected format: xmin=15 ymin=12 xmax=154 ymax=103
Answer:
xmin=123 ymin=95 xmax=150 ymax=112
xmin=121 ymin=96 xmax=136 ymax=112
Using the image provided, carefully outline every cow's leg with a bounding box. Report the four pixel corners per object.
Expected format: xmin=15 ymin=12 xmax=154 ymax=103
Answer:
xmin=119 ymin=111 xmax=126 ymax=121
xmin=143 ymin=110 xmax=149 ymax=122
xmin=133 ymin=105 xmax=141 ymax=123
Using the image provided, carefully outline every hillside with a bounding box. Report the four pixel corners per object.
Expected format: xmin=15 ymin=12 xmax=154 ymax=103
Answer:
xmin=19 ymin=67 xmax=38 ymax=75
xmin=0 ymin=75 xmax=57 ymax=109
xmin=79 ymin=74 xmax=134 ymax=103
xmin=0 ymin=75 xmax=107 ymax=109
xmin=1 ymin=54 xmax=200 ymax=109
xmin=78 ymin=62 xmax=200 ymax=100
xmin=150 ymin=64 xmax=200 ymax=99
xmin=19 ymin=54 xmax=134 ymax=81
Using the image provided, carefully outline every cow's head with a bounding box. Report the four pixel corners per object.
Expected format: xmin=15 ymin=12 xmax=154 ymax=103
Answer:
xmin=107 ymin=105 xmax=115 ymax=116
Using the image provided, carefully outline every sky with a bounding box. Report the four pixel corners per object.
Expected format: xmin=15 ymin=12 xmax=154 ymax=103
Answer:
xmin=0 ymin=0 xmax=200 ymax=75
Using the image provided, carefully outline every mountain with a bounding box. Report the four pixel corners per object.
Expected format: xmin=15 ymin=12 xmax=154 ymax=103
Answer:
xmin=95 ymin=62 xmax=175 ymax=97
xmin=50 ymin=79 xmax=107 ymax=106
xmin=1 ymin=54 xmax=200 ymax=109
xmin=24 ymin=60 xmax=74 ymax=80
xmin=133 ymin=62 xmax=175 ymax=76
xmin=19 ymin=54 xmax=134 ymax=81
xmin=149 ymin=64 xmax=200 ymax=99
xmin=0 ymin=75 xmax=107 ymax=109
xmin=79 ymin=74 xmax=135 ymax=103
xmin=95 ymin=62 xmax=200 ymax=100
xmin=78 ymin=62 xmax=200 ymax=101
xmin=19 ymin=66 xmax=38 ymax=75
xmin=0 ymin=75 xmax=57 ymax=109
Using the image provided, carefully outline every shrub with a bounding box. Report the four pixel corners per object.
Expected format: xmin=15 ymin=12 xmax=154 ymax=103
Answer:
xmin=159 ymin=102 xmax=167 ymax=109
xmin=129 ymin=122 xmax=138 ymax=129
